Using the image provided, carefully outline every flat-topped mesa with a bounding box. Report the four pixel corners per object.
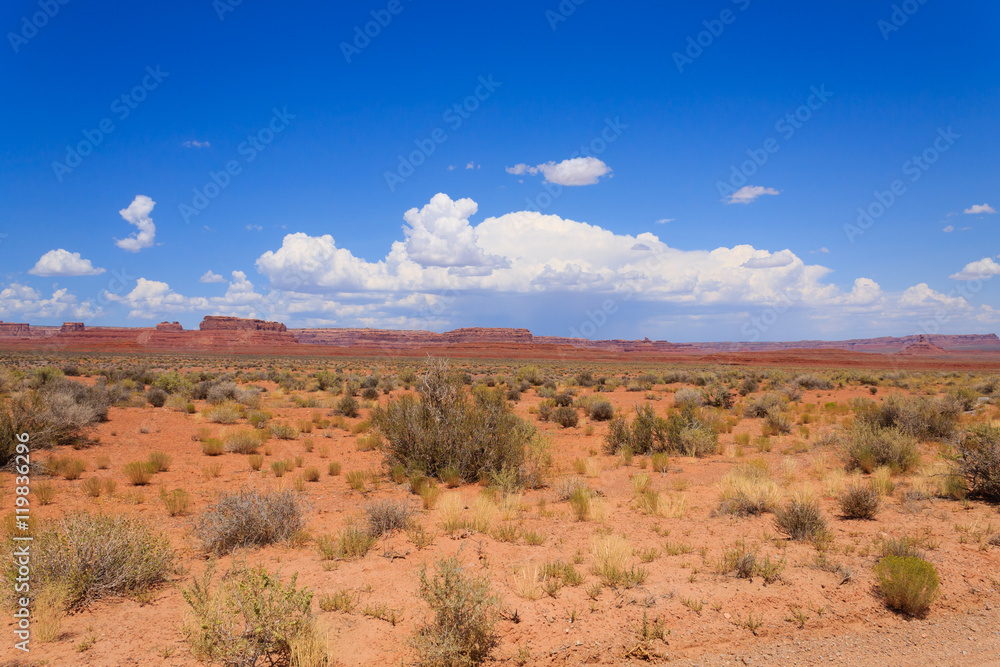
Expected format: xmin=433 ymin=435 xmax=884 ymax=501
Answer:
xmin=156 ymin=321 xmax=184 ymax=332
xmin=0 ymin=321 xmax=31 ymax=336
xmin=199 ymin=316 xmax=287 ymax=332
xmin=60 ymin=322 xmax=85 ymax=333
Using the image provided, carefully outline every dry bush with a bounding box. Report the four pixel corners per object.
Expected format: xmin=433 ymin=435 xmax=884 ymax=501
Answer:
xmin=411 ymin=555 xmax=500 ymax=667
xmin=162 ymin=488 xmax=192 ymax=517
xmin=193 ymin=487 xmax=306 ymax=555
xmin=203 ymin=403 xmax=242 ymax=424
xmin=1 ymin=381 xmax=110 ymax=464
xmin=16 ymin=512 xmax=174 ymax=609
xmin=744 ymin=392 xmax=787 ymax=418
xmin=773 ymin=493 xmax=827 ymax=541
xmin=838 ymin=484 xmax=881 ymax=519
xmin=123 ymin=461 xmax=153 ymax=486
xmin=953 ymin=424 xmax=1000 ymax=501
xmin=268 ymin=422 xmax=300 ymax=440
xmin=552 ymin=406 xmax=579 ymax=428
xmin=852 ymin=394 xmax=960 ymax=440
xmin=146 ymin=387 xmax=168 ymax=407
xmin=592 ymin=535 xmax=646 ymax=588
xmin=874 ymin=555 xmax=940 ymax=617
xmin=182 ymin=562 xmax=319 ymax=667
xmin=365 ymin=499 xmax=415 ymax=538
xmin=844 ymin=422 xmax=919 ymax=473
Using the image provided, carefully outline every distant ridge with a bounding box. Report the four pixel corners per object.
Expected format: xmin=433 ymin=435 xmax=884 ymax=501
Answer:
xmin=0 ymin=317 xmax=997 ymax=357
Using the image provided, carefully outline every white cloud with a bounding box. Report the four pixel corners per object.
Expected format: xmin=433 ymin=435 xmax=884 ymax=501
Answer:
xmin=943 ymin=225 xmax=954 ymax=233
xmin=105 ymin=271 xmax=262 ymax=319
xmin=742 ymin=250 xmax=796 ymax=269
xmin=899 ymin=283 xmax=969 ymax=310
xmin=465 ymin=161 xmax=479 ymax=170
xmin=199 ymin=270 xmax=225 ymax=283
xmin=655 ymin=218 xmax=675 ymax=225
xmin=115 ymin=195 xmax=156 ymax=252
xmin=949 ymin=257 xmax=1000 ymax=281
xmin=28 ymin=249 xmax=105 ymax=277
xmin=725 ymin=185 xmax=780 ymax=204
xmin=963 ymin=203 xmax=995 ymax=215
xmin=247 ymin=224 xmax=263 ymax=232
xmin=182 ymin=140 xmax=210 ymax=148
xmin=0 ymin=282 xmax=99 ymax=320
xmin=810 ymin=247 xmax=830 ymax=254
xmin=400 ymin=193 xmax=506 ymax=269
xmin=506 ymin=157 xmax=611 ymax=186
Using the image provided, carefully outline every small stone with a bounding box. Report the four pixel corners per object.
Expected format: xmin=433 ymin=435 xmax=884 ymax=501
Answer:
xmin=724 ymin=613 xmax=732 ymax=619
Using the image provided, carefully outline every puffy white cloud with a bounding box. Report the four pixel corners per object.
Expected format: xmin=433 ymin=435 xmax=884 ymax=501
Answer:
xmin=104 ymin=271 xmax=263 ymax=319
xmin=899 ymin=283 xmax=969 ymax=310
xmin=400 ymin=193 xmax=505 ymax=269
xmin=199 ymin=270 xmax=225 ymax=283
xmin=506 ymin=157 xmax=611 ymax=186
xmin=115 ymin=195 xmax=156 ymax=252
xmin=726 ymin=185 xmax=780 ymax=204
xmin=963 ymin=203 xmax=995 ymax=214
xmin=28 ymin=249 xmax=105 ymax=277
xmin=742 ymin=250 xmax=796 ymax=269
xmin=0 ymin=283 xmax=99 ymax=320
xmin=949 ymin=257 xmax=1000 ymax=281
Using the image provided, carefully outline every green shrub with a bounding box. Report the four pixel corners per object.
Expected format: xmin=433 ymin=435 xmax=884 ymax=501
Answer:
xmin=874 ymin=555 xmax=940 ymax=617
xmin=203 ymin=403 xmax=242 ymax=424
xmin=852 ymin=394 xmax=960 ymax=440
xmin=372 ymin=359 xmax=534 ymax=483
xmin=13 ymin=512 xmax=174 ymax=609
xmin=192 ymin=487 xmax=306 ymax=555
xmin=268 ymin=422 xmax=299 ymax=440
xmin=411 ymin=556 xmax=500 ymax=667
xmin=335 ymin=395 xmax=359 ymax=418
xmin=953 ymin=424 xmax=1000 ymax=501
xmin=225 ymin=429 xmax=265 ymax=454
xmin=552 ymin=406 xmax=579 ymax=428
xmin=182 ymin=562 xmax=318 ymax=667
xmin=589 ymin=400 xmax=614 ymax=421
xmin=744 ymin=392 xmax=787 ymax=418
xmin=844 ymin=422 xmax=919 ymax=473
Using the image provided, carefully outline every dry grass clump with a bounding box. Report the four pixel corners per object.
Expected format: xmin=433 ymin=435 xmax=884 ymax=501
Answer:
xmin=716 ymin=459 xmax=780 ymax=516
xmin=203 ymin=403 xmax=242 ymax=424
xmin=182 ymin=562 xmax=320 ymax=667
xmin=161 ymin=488 xmax=192 ymax=517
xmin=852 ymin=394 xmax=960 ymax=440
xmin=19 ymin=512 xmax=174 ymax=609
xmin=268 ymin=422 xmax=300 ymax=440
xmin=773 ymin=492 xmax=827 ymax=541
xmin=592 ymin=535 xmax=646 ymax=588
xmin=874 ymin=555 xmax=940 ymax=617
xmin=838 ymin=483 xmax=881 ymax=519
xmin=411 ymin=555 xmax=500 ymax=667
xmin=225 ymin=429 xmax=266 ymax=454
xmin=192 ymin=487 xmax=306 ymax=555
xmin=317 ymin=524 xmax=375 ymax=561
xmin=123 ymin=461 xmax=154 ymax=486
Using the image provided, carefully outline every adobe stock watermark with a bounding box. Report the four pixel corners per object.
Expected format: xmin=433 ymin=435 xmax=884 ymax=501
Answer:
xmin=10 ymin=432 xmax=33 ymax=653
xmin=384 ymin=75 xmax=501 ymax=192
xmin=522 ymin=116 xmax=628 ymax=212
xmin=213 ymin=0 xmax=245 ymax=21
xmin=673 ymin=0 xmax=751 ymax=73
xmin=179 ymin=107 xmax=295 ymax=223
xmin=545 ymin=0 xmax=587 ymax=31
xmin=7 ymin=0 xmax=69 ymax=54
xmin=51 ymin=65 xmax=170 ymax=183
xmin=717 ymin=84 xmax=833 ymax=200
xmin=843 ymin=126 xmax=958 ymax=243
xmin=739 ymin=291 xmax=794 ymax=342
xmin=340 ymin=0 xmax=412 ymax=63
xmin=877 ymin=0 xmax=930 ymax=41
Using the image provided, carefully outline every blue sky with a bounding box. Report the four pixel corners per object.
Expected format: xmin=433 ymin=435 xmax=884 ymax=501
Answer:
xmin=1 ymin=0 xmax=998 ymax=342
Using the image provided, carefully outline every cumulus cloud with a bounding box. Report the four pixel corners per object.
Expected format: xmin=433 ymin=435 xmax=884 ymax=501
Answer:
xmin=182 ymin=140 xmax=210 ymax=148
xmin=0 ymin=283 xmax=99 ymax=320
xmin=949 ymin=257 xmax=1000 ymax=281
xmin=115 ymin=195 xmax=156 ymax=252
xmin=963 ymin=203 xmax=995 ymax=215
xmin=742 ymin=250 xmax=796 ymax=269
xmin=400 ymin=193 xmax=506 ymax=269
xmin=199 ymin=270 xmax=225 ymax=283
xmin=725 ymin=185 xmax=780 ymax=204
xmin=506 ymin=157 xmax=611 ymax=186
xmin=28 ymin=249 xmax=105 ymax=277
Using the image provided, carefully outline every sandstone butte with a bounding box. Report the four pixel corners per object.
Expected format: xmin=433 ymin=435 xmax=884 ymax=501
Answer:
xmin=0 ymin=317 xmax=998 ymax=368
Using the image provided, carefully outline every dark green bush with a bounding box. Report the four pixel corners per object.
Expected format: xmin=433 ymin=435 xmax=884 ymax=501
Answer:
xmin=336 ymin=395 xmax=360 ymax=418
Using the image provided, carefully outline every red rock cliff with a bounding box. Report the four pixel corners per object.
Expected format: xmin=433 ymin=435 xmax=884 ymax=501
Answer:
xmin=200 ymin=316 xmax=287 ymax=332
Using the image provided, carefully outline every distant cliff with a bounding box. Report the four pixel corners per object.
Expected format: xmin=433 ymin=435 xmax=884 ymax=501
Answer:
xmin=200 ymin=316 xmax=287 ymax=332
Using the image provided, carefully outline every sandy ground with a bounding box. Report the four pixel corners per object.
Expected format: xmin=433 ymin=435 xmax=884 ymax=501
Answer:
xmin=2 ymin=372 xmax=999 ymax=666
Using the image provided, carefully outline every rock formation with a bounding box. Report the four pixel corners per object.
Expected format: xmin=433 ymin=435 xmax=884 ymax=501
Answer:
xmin=0 ymin=321 xmax=30 ymax=336
xmin=200 ymin=316 xmax=287 ymax=332
xmin=156 ymin=321 xmax=184 ymax=332
xmin=897 ymin=335 xmax=947 ymax=355
xmin=60 ymin=322 xmax=85 ymax=333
